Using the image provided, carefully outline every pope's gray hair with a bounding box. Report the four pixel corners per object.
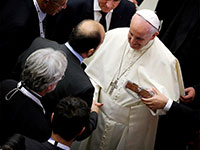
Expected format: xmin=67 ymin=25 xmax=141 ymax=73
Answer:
xmin=21 ymin=47 xmax=67 ymax=92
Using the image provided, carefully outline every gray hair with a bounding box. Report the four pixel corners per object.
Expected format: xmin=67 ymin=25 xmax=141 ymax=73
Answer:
xmin=21 ymin=48 xmax=67 ymax=92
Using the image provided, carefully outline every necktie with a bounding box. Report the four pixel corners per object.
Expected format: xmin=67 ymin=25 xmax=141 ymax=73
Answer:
xmin=81 ymin=63 xmax=87 ymax=70
xmin=99 ymin=11 xmax=107 ymax=31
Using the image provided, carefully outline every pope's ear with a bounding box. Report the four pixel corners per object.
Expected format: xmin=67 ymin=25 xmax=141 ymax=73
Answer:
xmin=151 ymin=31 xmax=159 ymax=40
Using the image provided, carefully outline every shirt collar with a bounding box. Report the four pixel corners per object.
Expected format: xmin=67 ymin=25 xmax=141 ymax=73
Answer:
xmin=48 ymin=138 xmax=70 ymax=150
xmin=65 ymin=42 xmax=84 ymax=64
xmin=94 ymin=0 xmax=101 ymax=11
xmin=33 ymin=0 xmax=46 ymax=22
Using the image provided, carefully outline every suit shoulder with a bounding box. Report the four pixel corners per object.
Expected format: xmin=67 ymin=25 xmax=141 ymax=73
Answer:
xmin=31 ymin=37 xmax=61 ymax=50
xmin=33 ymin=37 xmax=58 ymax=45
xmin=117 ymin=0 xmax=136 ymax=11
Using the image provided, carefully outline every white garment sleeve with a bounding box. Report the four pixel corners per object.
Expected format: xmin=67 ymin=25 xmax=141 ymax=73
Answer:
xmin=89 ymin=78 xmax=101 ymax=102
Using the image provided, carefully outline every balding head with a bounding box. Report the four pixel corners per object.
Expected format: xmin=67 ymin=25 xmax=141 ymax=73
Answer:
xmin=79 ymin=19 xmax=105 ymax=36
xmin=68 ymin=19 xmax=105 ymax=55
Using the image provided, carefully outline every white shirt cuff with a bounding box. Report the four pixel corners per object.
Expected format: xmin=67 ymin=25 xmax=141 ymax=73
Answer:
xmin=163 ymin=98 xmax=173 ymax=111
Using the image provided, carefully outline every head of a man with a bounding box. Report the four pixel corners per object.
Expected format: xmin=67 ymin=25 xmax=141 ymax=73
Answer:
xmin=128 ymin=9 xmax=160 ymax=50
xmin=98 ymin=0 xmax=121 ymax=13
xmin=38 ymin=0 xmax=67 ymax=15
xmin=21 ymin=48 xmax=67 ymax=96
xmin=51 ymin=96 xmax=90 ymax=142
xmin=68 ymin=19 xmax=105 ymax=58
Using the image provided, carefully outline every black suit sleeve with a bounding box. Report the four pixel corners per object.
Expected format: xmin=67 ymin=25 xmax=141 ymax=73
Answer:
xmin=76 ymin=111 xmax=98 ymax=141
xmin=169 ymin=101 xmax=200 ymax=130
xmin=194 ymin=83 xmax=200 ymax=101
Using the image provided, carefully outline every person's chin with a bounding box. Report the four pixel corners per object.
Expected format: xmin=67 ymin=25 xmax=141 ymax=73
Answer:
xmin=131 ymin=45 xmax=140 ymax=50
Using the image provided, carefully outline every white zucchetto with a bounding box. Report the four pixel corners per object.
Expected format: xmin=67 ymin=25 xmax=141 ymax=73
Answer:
xmin=136 ymin=9 xmax=160 ymax=30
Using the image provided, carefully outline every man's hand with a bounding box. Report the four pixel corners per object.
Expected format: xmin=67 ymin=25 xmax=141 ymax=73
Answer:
xmin=180 ymin=87 xmax=196 ymax=103
xmin=91 ymin=100 xmax=103 ymax=114
xmin=141 ymin=87 xmax=168 ymax=111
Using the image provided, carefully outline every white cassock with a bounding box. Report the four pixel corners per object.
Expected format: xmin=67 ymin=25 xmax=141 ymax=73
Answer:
xmin=71 ymin=28 xmax=185 ymax=150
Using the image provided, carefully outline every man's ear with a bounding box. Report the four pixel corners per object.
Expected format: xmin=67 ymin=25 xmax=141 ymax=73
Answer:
xmin=88 ymin=48 xmax=95 ymax=56
xmin=51 ymin=113 xmax=54 ymax=122
xmin=48 ymin=84 xmax=55 ymax=91
xmin=73 ymin=127 xmax=86 ymax=141
xmin=77 ymin=127 xmax=85 ymax=136
xmin=80 ymin=48 xmax=95 ymax=58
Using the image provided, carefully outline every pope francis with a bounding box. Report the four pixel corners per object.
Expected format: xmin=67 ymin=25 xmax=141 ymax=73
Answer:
xmin=71 ymin=9 xmax=185 ymax=150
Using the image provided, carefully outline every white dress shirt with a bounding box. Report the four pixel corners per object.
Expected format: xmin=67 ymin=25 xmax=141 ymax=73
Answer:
xmin=33 ymin=0 xmax=46 ymax=38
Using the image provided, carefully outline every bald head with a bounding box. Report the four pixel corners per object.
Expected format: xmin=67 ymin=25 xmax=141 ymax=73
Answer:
xmin=68 ymin=19 xmax=105 ymax=54
xmin=79 ymin=19 xmax=105 ymax=36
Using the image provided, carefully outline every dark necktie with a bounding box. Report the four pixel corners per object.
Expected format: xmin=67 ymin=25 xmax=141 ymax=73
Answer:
xmin=99 ymin=11 xmax=107 ymax=31
xmin=81 ymin=63 xmax=87 ymax=70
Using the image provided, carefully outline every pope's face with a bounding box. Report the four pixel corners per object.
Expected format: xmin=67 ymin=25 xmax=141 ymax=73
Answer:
xmin=128 ymin=15 xmax=155 ymax=50
xmin=98 ymin=0 xmax=120 ymax=13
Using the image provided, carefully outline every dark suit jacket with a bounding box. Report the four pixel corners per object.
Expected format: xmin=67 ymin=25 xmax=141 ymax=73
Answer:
xmin=169 ymin=101 xmax=200 ymax=128
xmin=155 ymin=2 xmax=200 ymax=149
xmin=0 ymin=79 xmax=51 ymax=145
xmin=155 ymin=101 xmax=200 ymax=150
xmin=11 ymin=37 xmax=97 ymax=141
xmin=156 ymin=0 xmax=200 ymax=104
xmin=0 ymin=0 xmax=41 ymax=80
xmin=46 ymin=0 xmax=136 ymax=43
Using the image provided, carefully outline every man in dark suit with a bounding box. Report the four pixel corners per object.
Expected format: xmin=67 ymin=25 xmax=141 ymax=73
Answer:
xmin=0 ymin=48 xmax=67 ymax=145
xmin=156 ymin=0 xmax=200 ymax=106
xmin=155 ymin=0 xmax=200 ymax=149
xmin=0 ymin=0 xmax=67 ymax=81
xmin=11 ymin=19 xmax=105 ymax=141
xmin=142 ymin=87 xmax=200 ymax=150
xmin=46 ymin=0 xmax=136 ymax=43
xmin=1 ymin=96 xmax=91 ymax=150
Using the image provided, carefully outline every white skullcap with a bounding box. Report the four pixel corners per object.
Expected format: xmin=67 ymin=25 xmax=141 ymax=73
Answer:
xmin=136 ymin=9 xmax=160 ymax=30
